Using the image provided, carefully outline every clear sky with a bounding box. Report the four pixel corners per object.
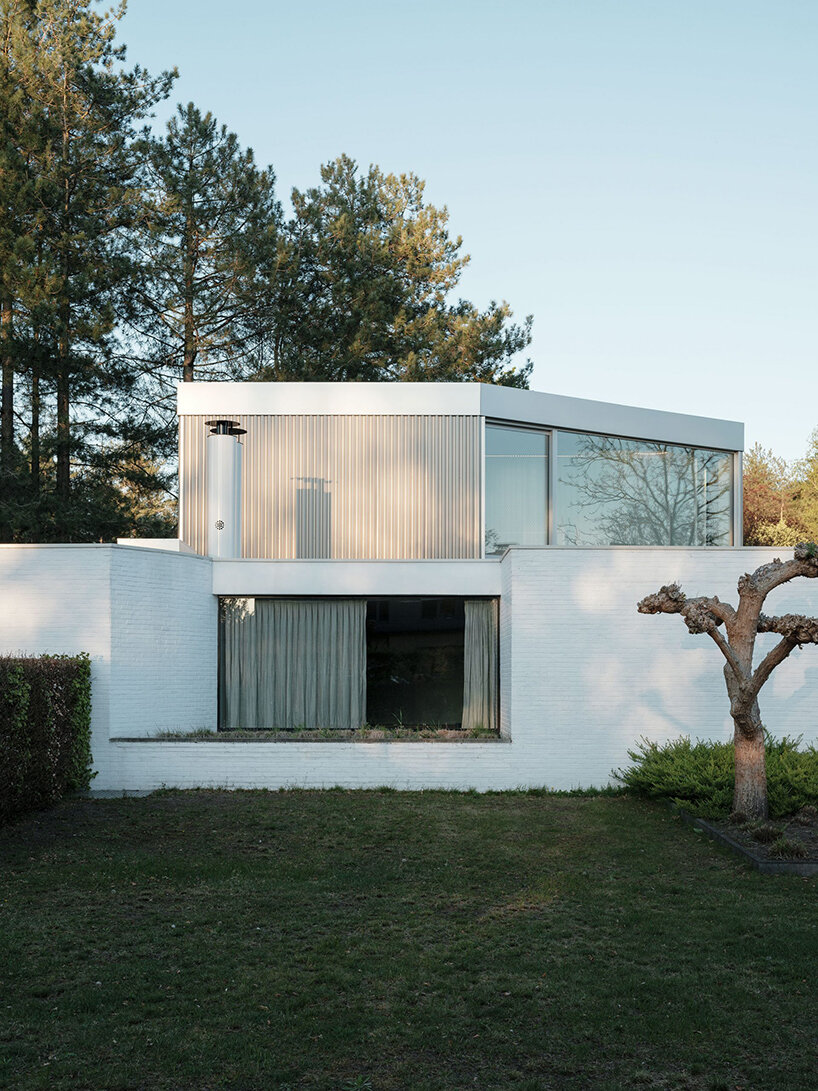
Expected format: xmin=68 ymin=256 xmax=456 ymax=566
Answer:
xmin=119 ymin=0 xmax=817 ymax=460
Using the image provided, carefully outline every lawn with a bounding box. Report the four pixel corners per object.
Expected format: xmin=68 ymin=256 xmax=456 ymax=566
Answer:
xmin=1 ymin=791 xmax=815 ymax=1091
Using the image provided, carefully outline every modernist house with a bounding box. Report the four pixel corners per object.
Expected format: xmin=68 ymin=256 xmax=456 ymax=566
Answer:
xmin=4 ymin=381 xmax=818 ymax=792
xmin=179 ymin=382 xmax=742 ymax=738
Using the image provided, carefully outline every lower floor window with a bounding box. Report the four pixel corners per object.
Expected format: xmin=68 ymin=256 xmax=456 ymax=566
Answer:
xmin=218 ymin=596 xmax=498 ymax=733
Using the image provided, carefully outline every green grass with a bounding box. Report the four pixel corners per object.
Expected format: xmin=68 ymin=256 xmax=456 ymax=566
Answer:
xmin=1 ymin=791 xmax=816 ymax=1091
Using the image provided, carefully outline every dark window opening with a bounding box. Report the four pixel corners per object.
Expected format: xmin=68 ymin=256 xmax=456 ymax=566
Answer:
xmin=366 ymin=598 xmax=466 ymax=728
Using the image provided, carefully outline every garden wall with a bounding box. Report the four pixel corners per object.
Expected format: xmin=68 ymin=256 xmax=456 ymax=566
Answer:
xmin=502 ymin=547 xmax=818 ymax=789
xmin=0 ymin=545 xmax=217 ymax=788
xmin=3 ymin=544 xmax=818 ymax=792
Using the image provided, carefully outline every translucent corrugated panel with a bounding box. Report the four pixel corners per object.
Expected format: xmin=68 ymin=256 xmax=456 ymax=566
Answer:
xmin=180 ymin=414 xmax=482 ymax=559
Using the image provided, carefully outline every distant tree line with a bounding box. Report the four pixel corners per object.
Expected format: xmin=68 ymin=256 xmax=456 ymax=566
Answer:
xmin=743 ymin=434 xmax=818 ymax=546
xmin=0 ymin=0 xmax=532 ymax=543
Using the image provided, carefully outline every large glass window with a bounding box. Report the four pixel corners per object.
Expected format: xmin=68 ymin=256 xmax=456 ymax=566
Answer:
xmin=555 ymin=432 xmax=733 ymax=546
xmin=485 ymin=424 xmax=549 ymax=554
xmin=219 ymin=598 xmax=367 ymax=730
xmin=218 ymin=596 xmax=499 ymax=734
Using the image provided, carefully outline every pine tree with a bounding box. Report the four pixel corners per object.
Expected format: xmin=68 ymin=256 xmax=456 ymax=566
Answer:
xmin=0 ymin=0 xmax=174 ymax=539
xmin=0 ymin=0 xmax=32 ymax=531
xmin=128 ymin=103 xmax=281 ymax=425
xmin=251 ymin=155 xmax=532 ymax=386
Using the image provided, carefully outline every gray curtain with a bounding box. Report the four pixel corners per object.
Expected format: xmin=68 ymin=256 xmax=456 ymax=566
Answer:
xmin=462 ymin=599 xmax=498 ymax=732
xmin=221 ymin=598 xmax=366 ymax=730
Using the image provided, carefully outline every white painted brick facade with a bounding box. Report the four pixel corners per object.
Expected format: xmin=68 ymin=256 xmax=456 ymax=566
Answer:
xmin=109 ymin=547 xmax=216 ymax=739
xmin=502 ymin=547 xmax=818 ymax=789
xmin=4 ymin=544 xmax=818 ymax=792
xmin=1 ymin=545 xmax=114 ymax=782
xmin=0 ymin=545 xmax=216 ymax=789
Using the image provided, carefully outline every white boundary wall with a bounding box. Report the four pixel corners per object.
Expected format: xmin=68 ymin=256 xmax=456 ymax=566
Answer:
xmin=3 ymin=544 xmax=818 ymax=792
xmin=0 ymin=545 xmax=217 ymax=788
xmin=502 ymin=548 xmax=818 ymax=788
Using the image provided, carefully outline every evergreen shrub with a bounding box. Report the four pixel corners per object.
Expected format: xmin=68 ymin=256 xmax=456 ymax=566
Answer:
xmin=614 ymin=734 xmax=818 ymax=819
xmin=0 ymin=654 xmax=93 ymax=824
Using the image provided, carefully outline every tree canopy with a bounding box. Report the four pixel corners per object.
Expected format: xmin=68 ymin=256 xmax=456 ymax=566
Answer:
xmin=743 ymin=436 xmax=818 ymax=547
xmin=250 ymin=156 xmax=532 ymax=387
xmin=0 ymin=6 xmax=534 ymax=543
xmin=0 ymin=0 xmax=175 ymax=540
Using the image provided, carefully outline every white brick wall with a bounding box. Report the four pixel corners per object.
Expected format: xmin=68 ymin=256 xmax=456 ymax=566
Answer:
xmin=499 ymin=556 xmax=513 ymax=740
xmin=502 ymin=547 xmax=818 ymax=788
xmin=109 ymin=547 xmax=216 ymax=738
xmin=4 ymin=544 xmax=818 ymax=792
xmin=0 ymin=544 xmax=217 ymax=789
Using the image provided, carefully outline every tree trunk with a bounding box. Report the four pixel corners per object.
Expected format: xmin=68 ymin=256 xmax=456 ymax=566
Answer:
xmin=182 ymin=204 xmax=196 ymax=382
xmin=723 ymin=612 xmax=767 ymax=820
xmin=57 ymin=81 xmax=71 ymax=500
xmin=1 ymin=298 xmax=13 ymax=473
xmin=30 ymin=359 xmax=40 ymax=496
xmin=0 ymin=299 xmax=13 ymax=542
xmin=56 ymin=318 xmax=70 ymax=501
xmin=732 ymin=713 xmax=768 ymax=820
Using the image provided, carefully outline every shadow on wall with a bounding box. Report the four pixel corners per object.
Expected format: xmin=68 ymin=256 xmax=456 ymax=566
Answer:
xmin=566 ymin=549 xmax=818 ymax=750
xmin=0 ymin=547 xmax=107 ymax=653
xmin=296 ymin=478 xmax=332 ymax=559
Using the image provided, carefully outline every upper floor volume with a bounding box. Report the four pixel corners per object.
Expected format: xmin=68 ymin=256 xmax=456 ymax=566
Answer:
xmin=177 ymin=382 xmax=744 ymax=561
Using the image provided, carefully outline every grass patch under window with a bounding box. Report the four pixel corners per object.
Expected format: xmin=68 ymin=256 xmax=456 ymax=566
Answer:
xmin=149 ymin=724 xmax=501 ymax=742
xmin=1 ymin=791 xmax=816 ymax=1090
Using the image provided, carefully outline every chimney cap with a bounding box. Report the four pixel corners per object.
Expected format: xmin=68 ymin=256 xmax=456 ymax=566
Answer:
xmin=205 ymin=418 xmax=247 ymax=436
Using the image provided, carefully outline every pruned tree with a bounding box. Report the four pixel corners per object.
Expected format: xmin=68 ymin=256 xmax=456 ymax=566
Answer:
xmin=637 ymin=542 xmax=818 ymax=820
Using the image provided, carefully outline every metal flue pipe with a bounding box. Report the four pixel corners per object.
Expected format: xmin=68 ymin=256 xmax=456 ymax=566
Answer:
xmin=205 ymin=419 xmax=246 ymax=558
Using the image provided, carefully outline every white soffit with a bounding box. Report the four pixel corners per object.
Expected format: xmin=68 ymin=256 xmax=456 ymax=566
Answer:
xmin=212 ymin=559 xmax=503 ymax=597
xmin=178 ymin=381 xmax=744 ymax=452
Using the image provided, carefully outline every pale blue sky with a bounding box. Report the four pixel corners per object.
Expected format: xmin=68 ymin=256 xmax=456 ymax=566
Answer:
xmin=120 ymin=0 xmax=817 ymax=460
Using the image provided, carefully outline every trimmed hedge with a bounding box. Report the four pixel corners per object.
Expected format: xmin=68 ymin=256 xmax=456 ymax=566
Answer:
xmin=0 ymin=654 xmax=93 ymax=825
xmin=614 ymin=734 xmax=818 ymax=818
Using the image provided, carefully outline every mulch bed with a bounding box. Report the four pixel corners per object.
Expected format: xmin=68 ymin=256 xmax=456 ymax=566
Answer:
xmin=680 ymin=805 xmax=818 ymax=876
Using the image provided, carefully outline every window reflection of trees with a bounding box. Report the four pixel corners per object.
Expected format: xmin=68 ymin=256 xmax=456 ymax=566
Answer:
xmin=557 ymin=435 xmax=732 ymax=546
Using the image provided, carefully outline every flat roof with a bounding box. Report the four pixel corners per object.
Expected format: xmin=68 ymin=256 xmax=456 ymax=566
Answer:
xmin=177 ymin=381 xmax=744 ymax=451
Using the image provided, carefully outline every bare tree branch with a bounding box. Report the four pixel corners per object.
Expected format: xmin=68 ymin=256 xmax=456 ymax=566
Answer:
xmin=638 ymin=583 xmax=744 ymax=678
xmin=751 ymin=635 xmax=800 ymax=695
xmin=637 ymin=582 xmax=687 ymax=615
xmin=705 ymin=627 xmax=745 ymax=680
xmin=739 ymin=544 xmax=818 ymax=602
xmin=757 ymin=613 xmax=818 ymax=642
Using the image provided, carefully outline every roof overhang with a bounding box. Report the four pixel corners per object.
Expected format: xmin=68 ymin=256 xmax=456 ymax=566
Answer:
xmin=177 ymin=381 xmax=744 ymax=452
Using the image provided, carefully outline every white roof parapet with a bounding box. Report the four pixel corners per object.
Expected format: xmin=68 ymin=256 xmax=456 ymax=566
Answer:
xmin=479 ymin=385 xmax=743 ymax=452
xmin=177 ymin=381 xmax=483 ymax=418
xmin=177 ymin=381 xmax=744 ymax=452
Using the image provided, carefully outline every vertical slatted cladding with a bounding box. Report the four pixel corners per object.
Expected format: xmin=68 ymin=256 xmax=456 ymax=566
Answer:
xmin=179 ymin=414 xmax=482 ymax=559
